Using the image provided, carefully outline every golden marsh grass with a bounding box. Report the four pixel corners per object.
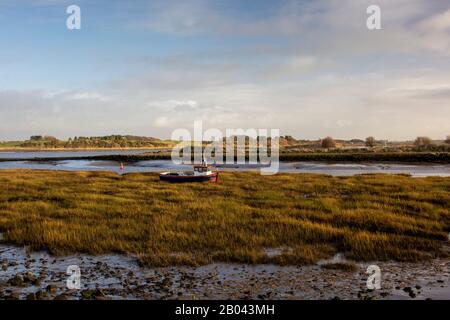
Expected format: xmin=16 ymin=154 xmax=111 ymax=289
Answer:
xmin=0 ymin=170 xmax=448 ymax=266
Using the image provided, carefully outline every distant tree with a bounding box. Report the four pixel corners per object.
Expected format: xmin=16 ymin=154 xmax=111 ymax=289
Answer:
xmin=30 ymin=135 xmax=43 ymax=141
xmin=43 ymin=135 xmax=58 ymax=141
xmin=365 ymin=136 xmax=376 ymax=147
xmin=445 ymin=135 xmax=450 ymax=145
xmin=414 ymin=136 xmax=433 ymax=147
xmin=321 ymin=136 xmax=336 ymax=149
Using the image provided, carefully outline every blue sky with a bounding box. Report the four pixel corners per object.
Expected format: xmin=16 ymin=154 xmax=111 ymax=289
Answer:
xmin=1 ymin=0 xmax=450 ymax=140
xmin=0 ymin=0 xmax=282 ymax=90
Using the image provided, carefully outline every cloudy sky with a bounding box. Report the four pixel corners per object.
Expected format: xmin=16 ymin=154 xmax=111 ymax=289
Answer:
xmin=0 ymin=0 xmax=449 ymax=140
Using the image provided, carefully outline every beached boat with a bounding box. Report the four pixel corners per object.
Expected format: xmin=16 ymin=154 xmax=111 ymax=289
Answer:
xmin=159 ymin=162 xmax=219 ymax=183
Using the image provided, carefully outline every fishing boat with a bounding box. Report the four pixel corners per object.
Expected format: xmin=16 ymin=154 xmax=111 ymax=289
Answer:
xmin=159 ymin=160 xmax=219 ymax=183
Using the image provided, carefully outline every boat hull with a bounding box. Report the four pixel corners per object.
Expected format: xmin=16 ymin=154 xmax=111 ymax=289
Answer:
xmin=159 ymin=172 xmax=219 ymax=183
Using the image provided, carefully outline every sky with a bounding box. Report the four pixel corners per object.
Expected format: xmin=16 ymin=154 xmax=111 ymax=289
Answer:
xmin=0 ymin=0 xmax=450 ymax=140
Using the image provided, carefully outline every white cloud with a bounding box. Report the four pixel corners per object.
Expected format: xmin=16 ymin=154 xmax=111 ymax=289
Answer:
xmin=418 ymin=9 xmax=450 ymax=32
xmin=141 ymin=0 xmax=450 ymax=56
xmin=2 ymin=1 xmax=450 ymax=140
xmin=67 ymin=92 xmax=111 ymax=102
xmin=154 ymin=116 xmax=169 ymax=127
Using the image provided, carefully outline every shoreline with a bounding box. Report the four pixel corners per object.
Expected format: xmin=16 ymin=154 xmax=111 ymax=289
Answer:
xmin=1 ymin=152 xmax=450 ymax=164
xmin=1 ymin=243 xmax=448 ymax=300
xmin=1 ymin=163 xmax=450 ymax=178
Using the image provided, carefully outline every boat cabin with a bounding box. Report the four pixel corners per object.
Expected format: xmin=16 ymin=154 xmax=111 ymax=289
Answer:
xmin=193 ymin=164 xmax=213 ymax=176
xmin=160 ymin=159 xmax=219 ymax=183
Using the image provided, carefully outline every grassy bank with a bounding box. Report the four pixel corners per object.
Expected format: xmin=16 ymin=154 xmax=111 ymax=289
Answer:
xmin=279 ymin=152 xmax=450 ymax=163
xmin=95 ymin=151 xmax=450 ymax=163
xmin=1 ymin=151 xmax=450 ymax=163
xmin=0 ymin=170 xmax=449 ymax=266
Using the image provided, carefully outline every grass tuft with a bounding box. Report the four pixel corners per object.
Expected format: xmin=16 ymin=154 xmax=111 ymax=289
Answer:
xmin=321 ymin=262 xmax=358 ymax=272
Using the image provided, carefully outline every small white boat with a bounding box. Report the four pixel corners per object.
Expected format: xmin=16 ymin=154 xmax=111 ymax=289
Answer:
xmin=160 ymin=161 xmax=219 ymax=183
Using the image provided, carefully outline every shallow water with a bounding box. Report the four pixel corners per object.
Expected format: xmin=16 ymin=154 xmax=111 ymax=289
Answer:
xmin=0 ymin=159 xmax=449 ymax=177
xmin=280 ymin=162 xmax=450 ymax=177
xmin=0 ymin=150 xmax=157 ymax=159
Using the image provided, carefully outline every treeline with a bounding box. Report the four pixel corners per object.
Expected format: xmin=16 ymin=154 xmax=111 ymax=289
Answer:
xmin=5 ymin=134 xmax=450 ymax=151
xmin=283 ymin=135 xmax=450 ymax=151
xmin=19 ymin=135 xmax=173 ymax=149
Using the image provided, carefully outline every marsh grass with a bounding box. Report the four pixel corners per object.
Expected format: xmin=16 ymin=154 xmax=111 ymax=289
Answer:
xmin=321 ymin=262 xmax=358 ymax=272
xmin=0 ymin=170 xmax=449 ymax=266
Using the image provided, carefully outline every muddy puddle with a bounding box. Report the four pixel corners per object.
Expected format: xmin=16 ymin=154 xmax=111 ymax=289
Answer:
xmin=1 ymin=242 xmax=448 ymax=300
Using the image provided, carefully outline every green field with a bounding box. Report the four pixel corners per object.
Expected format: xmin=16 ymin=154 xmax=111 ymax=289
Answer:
xmin=0 ymin=170 xmax=448 ymax=266
xmin=0 ymin=141 xmax=23 ymax=148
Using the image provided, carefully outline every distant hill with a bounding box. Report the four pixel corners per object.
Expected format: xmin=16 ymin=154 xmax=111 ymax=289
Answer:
xmin=8 ymin=135 xmax=174 ymax=149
